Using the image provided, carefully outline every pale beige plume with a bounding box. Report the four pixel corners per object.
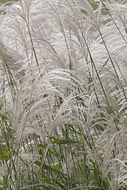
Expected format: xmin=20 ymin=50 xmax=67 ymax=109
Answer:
xmin=0 ymin=39 xmax=25 ymax=80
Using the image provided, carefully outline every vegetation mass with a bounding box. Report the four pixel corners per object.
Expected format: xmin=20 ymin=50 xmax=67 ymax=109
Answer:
xmin=0 ymin=0 xmax=127 ymax=189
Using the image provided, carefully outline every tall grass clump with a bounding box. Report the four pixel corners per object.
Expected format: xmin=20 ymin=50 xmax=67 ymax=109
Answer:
xmin=0 ymin=0 xmax=127 ymax=189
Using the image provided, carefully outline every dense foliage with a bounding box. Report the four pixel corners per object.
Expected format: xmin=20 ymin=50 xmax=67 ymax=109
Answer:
xmin=0 ymin=0 xmax=127 ymax=189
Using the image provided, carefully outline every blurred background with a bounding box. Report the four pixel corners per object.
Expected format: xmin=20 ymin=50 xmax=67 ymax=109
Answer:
xmin=0 ymin=0 xmax=18 ymax=3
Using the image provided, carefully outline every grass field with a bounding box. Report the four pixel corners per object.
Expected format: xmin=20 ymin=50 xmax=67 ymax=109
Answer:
xmin=0 ymin=0 xmax=127 ymax=189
